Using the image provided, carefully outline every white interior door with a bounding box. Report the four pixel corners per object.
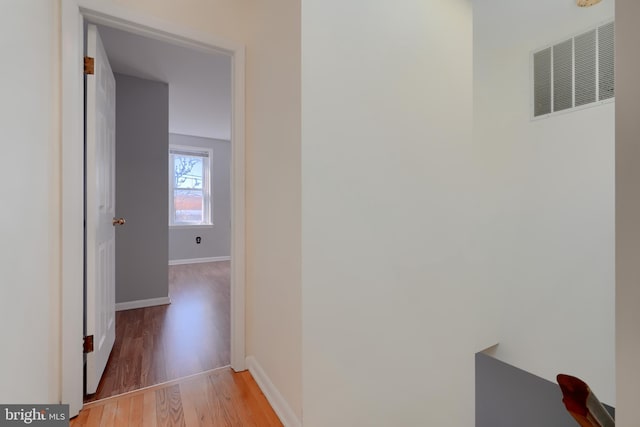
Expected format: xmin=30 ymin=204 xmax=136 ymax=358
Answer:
xmin=85 ymin=24 xmax=117 ymax=395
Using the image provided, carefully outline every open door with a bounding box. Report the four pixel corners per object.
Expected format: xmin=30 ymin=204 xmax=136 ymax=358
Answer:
xmin=85 ymin=24 xmax=117 ymax=395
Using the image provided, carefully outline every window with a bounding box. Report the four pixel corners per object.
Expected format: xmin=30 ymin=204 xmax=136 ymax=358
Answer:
xmin=169 ymin=146 xmax=213 ymax=226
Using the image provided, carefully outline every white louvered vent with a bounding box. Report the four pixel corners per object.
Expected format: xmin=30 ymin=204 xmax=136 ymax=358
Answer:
xmin=599 ymin=22 xmax=615 ymax=101
xmin=532 ymin=21 xmax=614 ymax=118
xmin=575 ymin=30 xmax=597 ymax=107
xmin=553 ymin=40 xmax=573 ymax=112
xmin=534 ymin=48 xmax=552 ymax=117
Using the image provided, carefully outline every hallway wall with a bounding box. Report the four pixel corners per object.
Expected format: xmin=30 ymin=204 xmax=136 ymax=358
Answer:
xmin=0 ymin=0 xmax=60 ymax=404
xmin=301 ymin=1 xmax=493 ymax=425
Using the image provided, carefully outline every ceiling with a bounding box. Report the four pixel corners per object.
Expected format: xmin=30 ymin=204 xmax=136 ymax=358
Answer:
xmin=473 ymin=0 xmax=613 ymax=16
xmin=474 ymin=0 xmax=614 ymax=48
xmin=97 ymin=24 xmax=232 ymax=141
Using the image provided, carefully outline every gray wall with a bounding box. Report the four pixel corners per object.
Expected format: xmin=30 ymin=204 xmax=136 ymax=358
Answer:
xmin=168 ymin=133 xmax=230 ymax=261
xmin=115 ymin=73 xmax=169 ymax=303
xmin=476 ymin=353 xmax=614 ymax=427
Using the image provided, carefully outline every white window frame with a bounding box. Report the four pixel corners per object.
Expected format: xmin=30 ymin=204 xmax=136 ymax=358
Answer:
xmin=169 ymin=144 xmax=214 ymax=227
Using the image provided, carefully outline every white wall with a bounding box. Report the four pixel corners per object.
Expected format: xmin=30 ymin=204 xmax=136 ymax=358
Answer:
xmin=0 ymin=0 xmax=301 ymax=417
xmin=474 ymin=0 xmax=615 ymax=404
xmin=0 ymin=1 xmax=60 ymax=403
xmin=616 ymin=0 xmax=640 ymax=424
xmin=302 ymin=1 xmax=496 ymax=425
xmin=243 ymin=0 xmax=302 ymax=418
xmin=169 ymin=134 xmax=231 ymax=261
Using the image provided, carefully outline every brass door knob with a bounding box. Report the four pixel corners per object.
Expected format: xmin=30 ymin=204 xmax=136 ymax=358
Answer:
xmin=112 ymin=217 xmax=126 ymax=226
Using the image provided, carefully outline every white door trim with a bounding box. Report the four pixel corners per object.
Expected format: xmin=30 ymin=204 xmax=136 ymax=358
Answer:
xmin=61 ymin=0 xmax=246 ymax=416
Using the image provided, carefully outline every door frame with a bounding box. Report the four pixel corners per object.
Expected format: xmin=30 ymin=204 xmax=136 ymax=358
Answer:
xmin=61 ymin=0 xmax=246 ymax=416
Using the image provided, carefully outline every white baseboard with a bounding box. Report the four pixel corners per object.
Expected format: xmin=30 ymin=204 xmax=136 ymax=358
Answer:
xmin=168 ymin=256 xmax=231 ymax=266
xmin=246 ymin=356 xmax=301 ymax=427
xmin=115 ymin=296 xmax=171 ymax=311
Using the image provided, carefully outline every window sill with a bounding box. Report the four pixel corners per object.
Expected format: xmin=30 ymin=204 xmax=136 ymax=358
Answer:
xmin=169 ymin=224 xmax=214 ymax=230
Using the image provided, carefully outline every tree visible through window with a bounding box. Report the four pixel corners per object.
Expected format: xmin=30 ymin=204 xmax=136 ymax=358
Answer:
xmin=169 ymin=146 xmax=212 ymax=226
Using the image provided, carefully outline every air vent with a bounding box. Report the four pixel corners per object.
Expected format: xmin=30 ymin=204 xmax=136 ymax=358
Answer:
xmin=574 ymin=30 xmax=597 ymax=107
xmin=598 ymin=22 xmax=615 ymax=101
xmin=532 ymin=21 xmax=614 ymax=118
xmin=553 ymin=40 xmax=573 ymax=112
xmin=534 ymin=48 xmax=552 ymax=116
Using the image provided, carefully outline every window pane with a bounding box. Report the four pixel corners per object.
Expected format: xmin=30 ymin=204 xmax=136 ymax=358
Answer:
xmin=174 ymin=189 xmax=203 ymax=223
xmin=173 ymin=155 xmax=204 ymax=189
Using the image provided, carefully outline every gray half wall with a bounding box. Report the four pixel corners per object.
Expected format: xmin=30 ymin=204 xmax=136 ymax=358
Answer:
xmin=476 ymin=353 xmax=614 ymax=427
xmin=115 ymin=73 xmax=169 ymax=303
xmin=169 ymin=133 xmax=231 ymax=261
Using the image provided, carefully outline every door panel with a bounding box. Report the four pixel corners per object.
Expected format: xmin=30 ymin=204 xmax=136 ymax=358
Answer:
xmin=85 ymin=24 xmax=116 ymax=395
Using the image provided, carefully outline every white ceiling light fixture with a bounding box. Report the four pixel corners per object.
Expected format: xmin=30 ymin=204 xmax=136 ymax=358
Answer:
xmin=577 ymin=0 xmax=603 ymax=7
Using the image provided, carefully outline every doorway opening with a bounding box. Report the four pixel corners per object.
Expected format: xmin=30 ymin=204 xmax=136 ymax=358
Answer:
xmin=83 ymin=23 xmax=234 ymax=402
xmin=61 ymin=3 xmax=246 ymax=417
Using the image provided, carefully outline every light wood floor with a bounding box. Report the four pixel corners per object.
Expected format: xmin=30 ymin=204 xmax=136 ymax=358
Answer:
xmin=71 ymin=367 xmax=283 ymax=426
xmin=86 ymin=261 xmax=230 ymax=402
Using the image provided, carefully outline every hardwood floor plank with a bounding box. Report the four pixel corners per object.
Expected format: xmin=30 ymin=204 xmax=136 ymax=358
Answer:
xmin=114 ymin=398 xmax=131 ymax=426
xmin=155 ymin=385 xmax=185 ymax=427
xmin=84 ymin=406 xmax=104 ymax=427
xmin=155 ymin=386 xmax=170 ymax=427
xmin=209 ymin=370 xmax=250 ymax=426
xmin=143 ymin=389 xmax=158 ymax=427
xmin=203 ymin=371 xmax=230 ymax=426
xmin=116 ymin=335 xmax=139 ymax=393
xmin=70 ymin=405 xmax=90 ymax=427
xmin=167 ymin=385 xmax=186 ymax=427
xmin=178 ymin=380 xmax=199 ymax=427
xmin=152 ymin=331 xmax=168 ymax=386
xmin=238 ymin=371 xmax=283 ymax=427
xmin=128 ymin=394 xmax=144 ymax=427
xmin=225 ymin=369 xmax=268 ymax=426
xmin=140 ymin=329 xmax=155 ymax=386
xmin=98 ymin=400 xmax=117 ymax=427
xmin=179 ymin=378 xmax=211 ymax=427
